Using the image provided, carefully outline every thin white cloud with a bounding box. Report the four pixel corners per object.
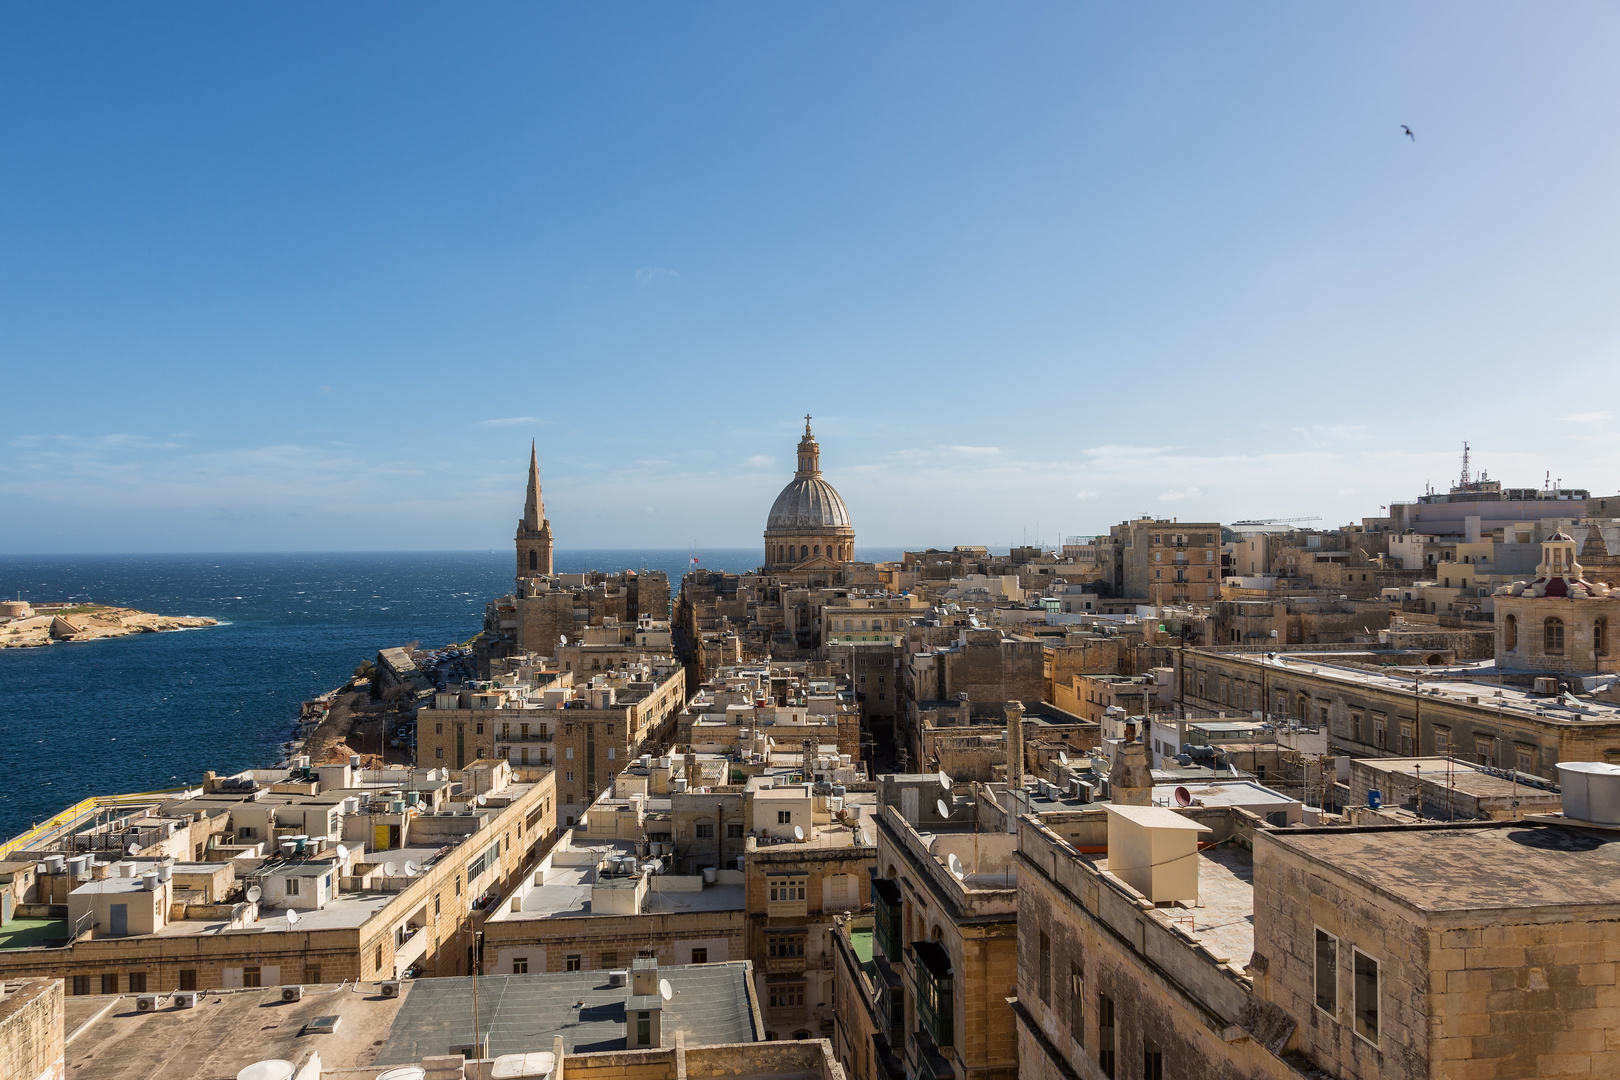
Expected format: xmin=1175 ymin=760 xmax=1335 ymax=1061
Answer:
xmin=1074 ymin=490 xmax=1099 ymax=501
xmin=479 ymin=416 xmax=539 ymax=427
xmin=949 ymin=446 xmax=1002 ymax=457
xmin=1158 ymin=486 xmax=1202 ymax=501
xmin=635 ymin=266 xmax=680 ymax=284
xmin=746 ymin=455 xmax=775 ymax=468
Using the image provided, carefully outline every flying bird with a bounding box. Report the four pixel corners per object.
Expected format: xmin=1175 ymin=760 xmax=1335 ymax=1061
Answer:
xmin=1401 ymin=125 xmax=1415 ymax=141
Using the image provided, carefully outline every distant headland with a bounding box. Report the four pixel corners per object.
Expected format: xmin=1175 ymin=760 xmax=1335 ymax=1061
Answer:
xmin=0 ymin=600 xmax=216 ymax=648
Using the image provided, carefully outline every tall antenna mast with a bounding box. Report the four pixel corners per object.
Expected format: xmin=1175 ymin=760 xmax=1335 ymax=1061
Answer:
xmin=1459 ymin=442 xmax=1471 ymax=489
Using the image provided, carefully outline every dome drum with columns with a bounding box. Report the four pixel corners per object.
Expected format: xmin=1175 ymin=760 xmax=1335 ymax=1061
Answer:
xmin=764 ymin=417 xmax=854 ymax=572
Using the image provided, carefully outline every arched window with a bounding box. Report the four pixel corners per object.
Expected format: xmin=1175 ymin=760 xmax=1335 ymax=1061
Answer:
xmin=1597 ymin=618 xmax=1610 ymax=657
xmin=528 ymin=549 xmax=537 ymax=571
xmin=813 ymin=545 xmax=821 ymax=557
xmin=1545 ymin=616 xmax=1565 ymax=655
xmin=1504 ymin=614 xmax=1517 ymax=650
xmin=800 ymin=545 xmax=809 ymax=560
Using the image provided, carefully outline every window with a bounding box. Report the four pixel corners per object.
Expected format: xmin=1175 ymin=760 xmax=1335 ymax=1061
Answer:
xmin=1545 ymin=617 xmax=1565 ymax=655
xmin=1143 ymin=1038 xmax=1163 ymax=1080
xmin=286 ymin=877 xmax=300 ymax=896
xmin=1399 ymin=721 xmax=1414 ymax=757
xmin=695 ymin=822 xmax=714 ymax=839
xmin=1353 ymin=950 xmax=1379 ymax=1043
xmin=768 ymin=935 xmax=805 ymax=957
xmin=435 ymin=748 xmax=444 ymax=760
xmin=1315 ymin=928 xmax=1338 ymax=1015
xmin=475 ymin=722 xmax=484 ymax=735
xmin=1516 ymin=746 xmax=1535 ymax=774
xmin=512 ymin=957 xmax=529 ymax=974
xmin=178 ymin=970 xmax=196 ymax=991
xmin=72 ymin=975 xmax=90 ymax=996
xmin=769 ymin=877 xmax=807 ymax=901
xmin=124 ymin=971 xmax=146 ymax=993
xmin=1069 ymin=965 xmax=1083 ymax=1041
xmin=565 ymin=771 xmax=574 ymax=782
xmin=1038 ymin=931 xmax=1051 ymax=1003
xmin=1435 ymin=728 xmax=1450 ymax=756
xmin=692 ymin=948 xmax=708 ymax=964
xmin=777 ymin=811 xmax=793 ymax=825
xmin=727 ymin=823 xmax=744 ymax=839
xmin=1372 ymin=713 xmax=1387 ymax=750
xmin=243 ymin=966 xmax=262 ymax=989
xmin=638 ymin=948 xmax=657 ymax=959
xmin=1097 ymin=992 xmax=1116 ymax=1077
xmin=435 ymin=722 xmax=443 ymax=735
xmin=769 ymin=983 xmax=806 ymax=1008
xmin=601 ymin=951 xmax=618 ymax=967
xmin=435 ymin=894 xmax=441 ymax=916
xmin=1596 ymin=617 xmax=1610 ymax=657
xmin=1504 ymin=614 xmax=1518 ymax=650
xmin=304 ymin=965 xmax=321 ymax=984
xmin=565 ymin=747 xmax=574 ymax=760
xmin=565 ymin=954 xmax=581 ymax=972
xmin=100 ymin=973 xmax=117 ymax=995
xmin=637 ymin=1012 xmax=651 ymax=1046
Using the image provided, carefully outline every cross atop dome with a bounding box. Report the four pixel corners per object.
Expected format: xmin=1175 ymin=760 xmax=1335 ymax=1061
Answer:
xmin=804 ymin=414 xmax=813 ymax=435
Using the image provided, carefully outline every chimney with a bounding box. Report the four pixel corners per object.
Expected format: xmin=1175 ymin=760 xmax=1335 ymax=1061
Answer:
xmin=1006 ymin=701 xmax=1026 ymax=790
xmin=1109 ymin=727 xmax=1154 ymax=807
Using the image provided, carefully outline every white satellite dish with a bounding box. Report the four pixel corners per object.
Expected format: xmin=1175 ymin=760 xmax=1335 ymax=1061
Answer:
xmin=947 ymin=853 xmax=964 ymax=879
xmin=860 ymin=829 xmax=873 ymax=846
xmin=336 ymin=844 xmax=350 ymax=862
xmin=938 ymin=771 xmax=951 ymax=792
xmin=560 ymin=635 xmax=568 ymax=645
xmin=286 ymin=907 xmax=300 ymax=926
xmin=1058 ymin=751 xmax=1069 ymax=765
xmin=127 ymin=841 xmax=140 ymax=855
xmin=477 ymin=794 xmax=488 ymax=806
xmin=404 ymin=861 xmax=419 ymax=877
xmin=246 ymin=885 xmax=262 ymax=903
xmin=659 ymin=978 xmax=672 ymax=1002
xmin=383 ymin=861 xmax=398 ymax=877
xmin=936 ymin=799 xmax=950 ymax=819
xmin=793 ymin=825 xmax=805 ymax=841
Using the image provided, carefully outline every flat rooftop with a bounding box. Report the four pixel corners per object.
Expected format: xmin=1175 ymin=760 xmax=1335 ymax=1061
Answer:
xmin=1266 ymin=822 xmax=1620 ymax=912
xmin=373 ymin=963 xmax=758 ymax=1061
xmin=1242 ymin=653 xmax=1620 ymax=726
xmin=502 ymin=864 xmax=746 ymax=920
xmin=1353 ymin=757 xmax=1561 ymax=799
xmin=62 ymin=982 xmax=411 ymax=1080
xmin=1093 ymin=845 xmax=1256 ymax=969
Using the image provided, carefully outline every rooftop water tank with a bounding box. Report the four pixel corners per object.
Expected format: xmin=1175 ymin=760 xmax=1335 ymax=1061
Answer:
xmin=1556 ymin=761 xmax=1619 ymax=822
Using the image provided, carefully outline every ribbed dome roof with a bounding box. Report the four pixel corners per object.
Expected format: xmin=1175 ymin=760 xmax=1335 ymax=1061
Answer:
xmin=766 ymin=477 xmax=852 ymax=531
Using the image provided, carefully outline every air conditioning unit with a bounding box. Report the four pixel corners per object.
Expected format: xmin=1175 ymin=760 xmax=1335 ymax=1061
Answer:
xmin=136 ymin=995 xmax=158 ymax=1012
xmin=380 ymin=981 xmax=401 ymax=998
xmin=281 ymin=985 xmax=303 ymax=1003
xmin=173 ymin=992 xmax=197 ymax=1009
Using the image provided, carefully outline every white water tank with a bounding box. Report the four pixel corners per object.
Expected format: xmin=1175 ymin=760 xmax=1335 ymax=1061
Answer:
xmin=701 ymin=867 xmax=718 ymax=884
xmin=237 ymin=1062 xmax=295 ymax=1080
xmin=1557 ymin=761 xmax=1620 ymax=822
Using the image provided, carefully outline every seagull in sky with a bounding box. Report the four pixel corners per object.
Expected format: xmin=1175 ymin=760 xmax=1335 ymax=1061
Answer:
xmin=1401 ymin=125 xmax=1415 ymax=141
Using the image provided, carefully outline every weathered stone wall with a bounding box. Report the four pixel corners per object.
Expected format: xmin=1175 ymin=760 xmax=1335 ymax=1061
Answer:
xmin=0 ymin=980 xmax=63 ymax=1080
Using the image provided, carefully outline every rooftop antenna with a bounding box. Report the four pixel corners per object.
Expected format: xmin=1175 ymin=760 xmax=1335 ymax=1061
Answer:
xmin=1459 ymin=442 xmax=1471 ymax=489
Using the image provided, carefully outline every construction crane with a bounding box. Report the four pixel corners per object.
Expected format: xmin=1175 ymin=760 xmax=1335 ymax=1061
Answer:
xmin=1230 ymin=516 xmax=1323 ymax=527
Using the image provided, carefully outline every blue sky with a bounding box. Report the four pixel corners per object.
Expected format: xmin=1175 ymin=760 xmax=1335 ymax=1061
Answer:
xmin=3 ymin=4 xmax=1618 ymax=553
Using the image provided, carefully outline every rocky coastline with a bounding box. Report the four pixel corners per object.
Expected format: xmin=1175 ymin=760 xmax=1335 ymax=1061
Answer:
xmin=0 ymin=601 xmax=217 ymax=648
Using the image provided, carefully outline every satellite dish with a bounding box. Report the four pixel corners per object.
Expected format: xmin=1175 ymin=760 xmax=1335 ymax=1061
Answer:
xmin=336 ymin=844 xmax=350 ymax=862
xmin=793 ymin=825 xmax=805 ymax=841
xmin=1058 ymin=751 xmax=1069 ymax=765
xmin=404 ymin=861 xmax=419 ymax=877
xmin=936 ymin=799 xmax=950 ymax=819
xmin=1174 ymin=786 xmax=1192 ymax=808
xmin=246 ymin=885 xmax=262 ymax=903
xmin=383 ymin=861 xmax=398 ymax=877
xmin=286 ymin=907 xmax=300 ymax=926
xmin=860 ymin=829 xmax=873 ymax=846
xmin=560 ymin=635 xmax=568 ymax=645
xmin=659 ymin=979 xmax=673 ymax=1002
xmin=938 ymin=771 xmax=951 ymax=792
xmin=477 ymin=794 xmax=488 ymax=806
xmin=127 ymin=841 xmax=140 ymax=855
xmin=947 ymin=853 xmax=964 ymax=879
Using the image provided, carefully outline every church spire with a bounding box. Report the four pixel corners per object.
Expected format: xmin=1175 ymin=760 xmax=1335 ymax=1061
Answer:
xmin=523 ymin=440 xmax=543 ymax=530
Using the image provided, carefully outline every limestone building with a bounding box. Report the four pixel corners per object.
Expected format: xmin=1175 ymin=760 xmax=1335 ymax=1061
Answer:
xmin=764 ymin=418 xmax=855 ymax=579
xmin=1493 ymin=530 xmax=1619 ymax=674
xmin=516 ymin=441 xmax=555 ymax=578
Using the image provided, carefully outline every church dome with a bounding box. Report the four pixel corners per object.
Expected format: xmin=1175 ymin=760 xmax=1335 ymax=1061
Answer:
xmin=767 ymin=477 xmax=852 ymax=531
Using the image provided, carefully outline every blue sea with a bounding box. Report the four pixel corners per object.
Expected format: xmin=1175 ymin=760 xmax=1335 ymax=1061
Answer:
xmin=0 ymin=547 xmax=900 ymax=840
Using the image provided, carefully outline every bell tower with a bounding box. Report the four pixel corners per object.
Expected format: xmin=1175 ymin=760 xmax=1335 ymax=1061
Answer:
xmin=515 ymin=441 xmax=554 ymax=580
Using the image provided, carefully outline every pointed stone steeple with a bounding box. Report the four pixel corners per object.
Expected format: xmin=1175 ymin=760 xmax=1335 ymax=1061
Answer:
xmin=516 ymin=441 xmax=554 ymax=580
xmin=523 ymin=440 xmax=543 ymax=530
